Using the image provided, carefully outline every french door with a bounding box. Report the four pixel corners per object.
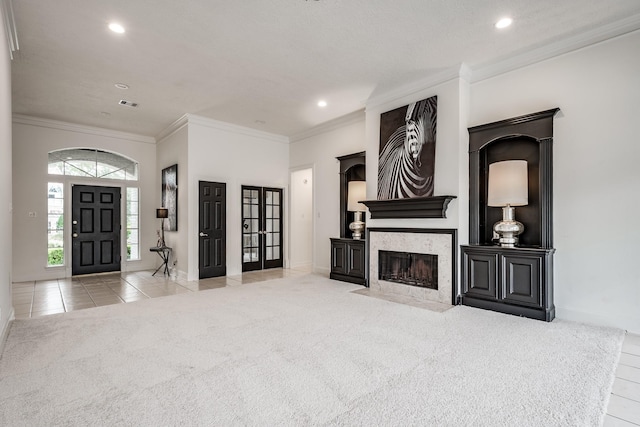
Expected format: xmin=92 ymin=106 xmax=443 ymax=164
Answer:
xmin=71 ymin=185 xmax=121 ymax=275
xmin=242 ymin=186 xmax=283 ymax=272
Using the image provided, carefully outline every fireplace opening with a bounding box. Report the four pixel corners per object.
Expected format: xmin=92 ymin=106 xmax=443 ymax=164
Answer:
xmin=378 ymin=250 xmax=438 ymax=289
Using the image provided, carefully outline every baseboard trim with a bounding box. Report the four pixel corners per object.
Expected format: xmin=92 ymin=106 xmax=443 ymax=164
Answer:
xmin=556 ymin=306 xmax=639 ymax=335
xmin=0 ymin=307 xmax=15 ymax=356
xmin=313 ymin=266 xmax=331 ymax=276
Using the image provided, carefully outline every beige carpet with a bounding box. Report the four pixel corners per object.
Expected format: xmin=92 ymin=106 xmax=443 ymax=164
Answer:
xmin=0 ymin=274 xmax=624 ymax=426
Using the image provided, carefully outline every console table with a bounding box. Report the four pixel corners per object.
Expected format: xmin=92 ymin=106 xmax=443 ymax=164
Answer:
xmin=150 ymin=246 xmax=172 ymax=276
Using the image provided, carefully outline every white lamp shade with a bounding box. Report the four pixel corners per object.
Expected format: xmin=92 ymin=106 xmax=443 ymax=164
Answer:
xmin=487 ymin=160 xmax=528 ymax=207
xmin=347 ymin=181 xmax=367 ymax=211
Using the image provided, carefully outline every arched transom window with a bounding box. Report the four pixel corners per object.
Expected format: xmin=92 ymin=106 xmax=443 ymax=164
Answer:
xmin=48 ymin=148 xmax=139 ymax=181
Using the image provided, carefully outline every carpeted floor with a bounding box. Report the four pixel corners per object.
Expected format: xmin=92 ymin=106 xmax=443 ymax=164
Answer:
xmin=0 ymin=273 xmax=624 ymax=426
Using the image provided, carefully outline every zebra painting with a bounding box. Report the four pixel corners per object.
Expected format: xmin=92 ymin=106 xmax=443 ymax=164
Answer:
xmin=377 ymin=96 xmax=437 ymax=200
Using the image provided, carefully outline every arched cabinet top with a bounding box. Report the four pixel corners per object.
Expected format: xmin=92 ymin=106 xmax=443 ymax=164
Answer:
xmin=467 ymin=108 xmax=559 ymax=248
xmin=469 ymin=108 xmax=559 ymax=153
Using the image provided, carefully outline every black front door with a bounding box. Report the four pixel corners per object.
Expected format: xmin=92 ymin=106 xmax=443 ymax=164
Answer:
xmin=199 ymin=181 xmax=226 ymax=279
xmin=72 ymin=185 xmax=121 ymax=275
xmin=242 ymin=186 xmax=283 ymax=272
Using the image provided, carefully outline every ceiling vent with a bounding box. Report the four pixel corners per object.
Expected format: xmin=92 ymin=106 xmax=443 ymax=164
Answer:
xmin=118 ymin=100 xmax=138 ymax=107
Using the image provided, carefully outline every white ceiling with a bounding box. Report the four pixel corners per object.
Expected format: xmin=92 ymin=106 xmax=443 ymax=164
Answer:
xmin=9 ymin=0 xmax=640 ymax=138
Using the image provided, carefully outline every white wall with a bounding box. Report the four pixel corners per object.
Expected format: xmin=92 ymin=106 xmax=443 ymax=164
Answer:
xmin=289 ymin=167 xmax=313 ymax=268
xmin=365 ymin=75 xmax=470 ymax=244
xmin=12 ymin=118 xmax=158 ymax=281
xmin=289 ymin=113 xmax=366 ymax=274
xmin=0 ymin=5 xmax=14 ymax=343
xmin=186 ymin=115 xmax=290 ymax=278
xmin=470 ymin=30 xmax=640 ymax=333
xmin=156 ymin=120 xmax=189 ymax=275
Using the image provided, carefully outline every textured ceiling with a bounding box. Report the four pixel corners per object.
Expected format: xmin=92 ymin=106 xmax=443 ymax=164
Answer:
xmin=9 ymin=0 xmax=640 ymax=138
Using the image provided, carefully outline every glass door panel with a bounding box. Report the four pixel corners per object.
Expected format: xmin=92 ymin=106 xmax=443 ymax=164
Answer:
xmin=242 ymin=187 xmax=262 ymax=271
xmin=241 ymin=186 xmax=283 ymax=271
xmin=263 ymin=188 xmax=283 ymax=268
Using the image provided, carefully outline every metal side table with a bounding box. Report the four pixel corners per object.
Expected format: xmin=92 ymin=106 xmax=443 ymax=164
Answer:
xmin=150 ymin=246 xmax=172 ymax=276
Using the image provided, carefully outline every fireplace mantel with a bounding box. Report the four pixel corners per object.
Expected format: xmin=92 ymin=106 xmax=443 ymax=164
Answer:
xmin=361 ymin=195 xmax=456 ymax=219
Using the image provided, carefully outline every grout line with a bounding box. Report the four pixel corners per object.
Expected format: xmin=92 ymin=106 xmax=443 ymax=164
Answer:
xmin=57 ymin=279 xmax=67 ymax=314
xmin=607 ymin=414 xmax=640 ymax=426
xmin=612 ymin=391 xmax=640 ymax=405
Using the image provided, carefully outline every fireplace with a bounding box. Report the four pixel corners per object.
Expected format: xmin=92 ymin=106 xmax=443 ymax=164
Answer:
xmin=379 ymin=250 xmax=438 ymax=289
xmin=368 ymin=228 xmax=457 ymax=305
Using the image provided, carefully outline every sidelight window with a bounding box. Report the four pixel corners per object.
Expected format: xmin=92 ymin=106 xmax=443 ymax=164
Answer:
xmin=47 ymin=182 xmax=64 ymax=266
xmin=126 ymin=187 xmax=140 ymax=260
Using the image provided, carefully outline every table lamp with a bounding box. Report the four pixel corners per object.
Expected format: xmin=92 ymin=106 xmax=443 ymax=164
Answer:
xmin=488 ymin=160 xmax=528 ymax=247
xmin=347 ymin=181 xmax=366 ymax=239
xmin=156 ymin=208 xmax=168 ymax=247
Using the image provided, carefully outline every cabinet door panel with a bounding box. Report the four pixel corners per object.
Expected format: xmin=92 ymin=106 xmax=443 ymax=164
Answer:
xmin=331 ymin=241 xmax=347 ymax=274
xmin=347 ymin=241 xmax=365 ymax=278
xmin=463 ymin=250 xmax=498 ymax=299
xmin=502 ymin=254 xmax=542 ymax=307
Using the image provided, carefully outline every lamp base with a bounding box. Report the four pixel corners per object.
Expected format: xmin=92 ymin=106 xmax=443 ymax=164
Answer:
xmin=157 ymin=218 xmax=166 ymax=247
xmin=493 ymin=205 xmax=524 ymax=247
xmin=349 ymin=211 xmax=365 ymax=240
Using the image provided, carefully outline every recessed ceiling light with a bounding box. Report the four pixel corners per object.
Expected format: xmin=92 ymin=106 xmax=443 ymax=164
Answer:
xmin=495 ymin=17 xmax=513 ymax=29
xmin=114 ymin=83 xmax=129 ymax=90
xmin=108 ymin=22 xmax=125 ymax=34
xmin=317 ymin=100 xmax=327 ymax=107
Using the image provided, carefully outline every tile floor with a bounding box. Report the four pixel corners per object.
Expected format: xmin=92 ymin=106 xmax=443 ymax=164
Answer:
xmin=606 ymin=333 xmax=640 ymax=426
xmin=9 ymin=269 xmax=640 ymax=424
xmin=11 ymin=267 xmax=310 ymax=319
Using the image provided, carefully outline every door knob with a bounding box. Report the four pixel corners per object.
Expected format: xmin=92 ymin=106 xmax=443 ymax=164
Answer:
xmin=72 ymin=233 xmax=78 ymax=238
xmin=72 ymin=220 xmax=78 ymax=225
xmin=199 ymin=232 xmax=209 ymax=237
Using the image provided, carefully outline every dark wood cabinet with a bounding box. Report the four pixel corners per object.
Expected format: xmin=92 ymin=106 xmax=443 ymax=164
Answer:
xmin=330 ymin=238 xmax=366 ymax=285
xmin=461 ymin=109 xmax=559 ymax=321
xmin=330 ymin=152 xmax=367 ymax=286
xmin=461 ymin=245 xmax=554 ymax=321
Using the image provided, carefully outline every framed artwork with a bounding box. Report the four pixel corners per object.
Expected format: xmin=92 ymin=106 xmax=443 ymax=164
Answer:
xmin=378 ymin=95 xmax=437 ymax=200
xmin=162 ymin=164 xmax=178 ymax=231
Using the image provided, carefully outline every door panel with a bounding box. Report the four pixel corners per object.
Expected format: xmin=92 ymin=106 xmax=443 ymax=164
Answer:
xmin=199 ymin=181 xmax=226 ymax=279
xmin=263 ymin=188 xmax=283 ymax=269
xmin=242 ymin=186 xmax=283 ymax=272
xmin=242 ymin=186 xmax=262 ymax=272
xmin=72 ymin=185 xmax=121 ymax=275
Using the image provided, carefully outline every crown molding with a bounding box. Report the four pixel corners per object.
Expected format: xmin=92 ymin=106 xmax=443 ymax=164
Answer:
xmin=155 ymin=114 xmax=189 ymax=143
xmin=1 ymin=0 xmax=18 ymax=60
xmin=365 ymin=63 xmax=471 ymax=111
xmin=471 ymin=14 xmax=640 ymax=82
xmin=289 ymin=109 xmax=365 ymax=143
xmin=185 ymin=114 xmax=289 ymax=144
xmin=12 ymin=114 xmax=156 ymax=144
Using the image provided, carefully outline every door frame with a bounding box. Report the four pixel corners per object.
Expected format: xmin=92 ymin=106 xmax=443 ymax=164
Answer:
xmin=241 ymin=185 xmax=284 ymax=272
xmin=288 ymin=165 xmax=315 ymax=271
xmin=63 ymin=178 xmax=133 ymax=278
xmin=198 ymin=180 xmax=227 ymax=279
xmin=71 ymin=184 xmax=122 ymax=275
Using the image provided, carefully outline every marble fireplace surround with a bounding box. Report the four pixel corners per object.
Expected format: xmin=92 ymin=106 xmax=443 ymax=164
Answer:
xmin=368 ymin=228 xmax=457 ymax=305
